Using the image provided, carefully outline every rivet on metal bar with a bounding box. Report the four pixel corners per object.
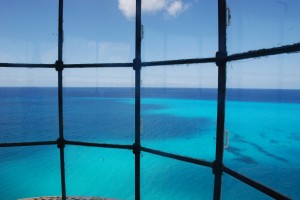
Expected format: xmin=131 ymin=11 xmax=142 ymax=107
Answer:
xmin=215 ymin=51 xmax=227 ymax=67
xmin=55 ymin=60 xmax=64 ymax=72
xmin=57 ymin=138 xmax=65 ymax=149
xmin=132 ymin=142 xmax=141 ymax=155
xmin=226 ymin=7 xmax=231 ymax=26
xmin=133 ymin=58 xmax=141 ymax=71
xmin=224 ymin=130 xmax=229 ymax=149
xmin=141 ymin=25 xmax=144 ymax=40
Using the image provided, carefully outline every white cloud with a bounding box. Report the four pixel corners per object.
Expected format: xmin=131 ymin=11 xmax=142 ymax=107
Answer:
xmin=166 ymin=0 xmax=184 ymax=17
xmin=118 ymin=0 xmax=136 ymax=18
xmin=118 ymin=0 xmax=187 ymax=19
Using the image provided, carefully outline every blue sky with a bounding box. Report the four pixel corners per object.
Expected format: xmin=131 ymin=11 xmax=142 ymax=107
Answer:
xmin=0 ymin=0 xmax=299 ymax=88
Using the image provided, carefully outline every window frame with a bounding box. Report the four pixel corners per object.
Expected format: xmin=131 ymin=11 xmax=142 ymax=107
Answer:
xmin=1 ymin=0 xmax=299 ymax=200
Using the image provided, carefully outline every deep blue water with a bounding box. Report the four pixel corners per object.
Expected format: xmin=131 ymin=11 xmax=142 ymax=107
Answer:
xmin=0 ymin=87 xmax=300 ymax=200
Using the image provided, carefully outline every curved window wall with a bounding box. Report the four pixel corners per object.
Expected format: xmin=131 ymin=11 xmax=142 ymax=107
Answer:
xmin=0 ymin=1 xmax=299 ymax=200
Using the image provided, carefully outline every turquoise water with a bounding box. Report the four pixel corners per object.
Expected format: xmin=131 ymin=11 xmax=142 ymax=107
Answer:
xmin=0 ymin=88 xmax=299 ymax=199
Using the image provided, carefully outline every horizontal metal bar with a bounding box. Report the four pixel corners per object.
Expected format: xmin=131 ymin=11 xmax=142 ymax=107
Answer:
xmin=0 ymin=58 xmax=216 ymax=69
xmin=142 ymin=57 xmax=216 ymax=67
xmin=0 ymin=63 xmax=54 ymax=68
xmin=64 ymin=63 xmax=133 ymax=68
xmin=0 ymin=141 xmax=57 ymax=147
xmin=65 ymin=140 xmax=133 ymax=150
xmin=64 ymin=58 xmax=216 ymax=68
xmin=2 ymin=44 xmax=299 ymax=69
xmin=223 ymin=166 xmax=291 ymax=200
xmin=228 ymin=43 xmax=300 ymax=62
xmin=141 ymin=146 xmax=213 ymax=168
xmin=0 ymin=63 xmax=133 ymax=69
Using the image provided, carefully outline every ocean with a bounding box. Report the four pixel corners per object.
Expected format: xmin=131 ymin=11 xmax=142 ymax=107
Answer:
xmin=0 ymin=87 xmax=299 ymax=200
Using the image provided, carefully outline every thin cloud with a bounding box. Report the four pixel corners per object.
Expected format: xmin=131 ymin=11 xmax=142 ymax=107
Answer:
xmin=143 ymin=0 xmax=166 ymax=12
xmin=118 ymin=0 xmax=188 ymax=19
xmin=166 ymin=0 xmax=184 ymax=17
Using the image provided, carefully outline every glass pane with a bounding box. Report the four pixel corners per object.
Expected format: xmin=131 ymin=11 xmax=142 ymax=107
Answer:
xmin=65 ymin=146 xmax=134 ymax=199
xmin=64 ymin=0 xmax=134 ymax=64
xmin=141 ymin=152 xmax=214 ymax=200
xmin=0 ymin=68 xmax=58 ymax=143
xmin=0 ymin=0 xmax=58 ymax=63
xmin=63 ymin=68 xmax=135 ymax=144
xmin=225 ymin=54 xmax=300 ymax=199
xmin=227 ymin=0 xmax=300 ymax=54
xmin=0 ymin=146 xmax=61 ymax=199
xmin=141 ymin=64 xmax=217 ymax=160
xmin=222 ymin=173 xmax=272 ymax=200
xmin=141 ymin=0 xmax=217 ymax=61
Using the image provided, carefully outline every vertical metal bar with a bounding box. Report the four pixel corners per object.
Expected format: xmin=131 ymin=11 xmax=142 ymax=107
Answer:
xmin=134 ymin=0 xmax=142 ymax=200
xmin=218 ymin=0 xmax=227 ymax=54
xmin=57 ymin=0 xmax=66 ymax=199
xmin=213 ymin=0 xmax=227 ymax=200
xmin=135 ymin=0 xmax=142 ymax=61
xmin=58 ymin=0 xmax=63 ymax=62
xmin=58 ymin=68 xmax=66 ymax=200
xmin=134 ymin=65 xmax=141 ymax=200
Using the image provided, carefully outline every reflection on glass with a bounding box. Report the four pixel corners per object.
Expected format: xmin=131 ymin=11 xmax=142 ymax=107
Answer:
xmin=227 ymin=54 xmax=300 ymax=89
xmin=227 ymin=0 xmax=300 ymax=54
xmin=141 ymin=0 xmax=217 ymax=61
xmin=0 ymin=68 xmax=58 ymax=143
xmin=63 ymin=68 xmax=135 ymax=144
xmin=65 ymin=146 xmax=134 ymax=199
xmin=225 ymin=54 xmax=300 ymax=199
xmin=141 ymin=64 xmax=217 ymax=160
xmin=0 ymin=0 xmax=58 ymax=63
xmin=141 ymin=152 xmax=213 ymax=200
xmin=222 ymin=174 xmax=272 ymax=200
xmin=64 ymin=0 xmax=134 ymax=64
xmin=0 ymin=146 xmax=61 ymax=199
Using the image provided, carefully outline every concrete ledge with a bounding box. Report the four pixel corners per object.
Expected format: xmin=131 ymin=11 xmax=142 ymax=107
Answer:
xmin=19 ymin=196 xmax=116 ymax=200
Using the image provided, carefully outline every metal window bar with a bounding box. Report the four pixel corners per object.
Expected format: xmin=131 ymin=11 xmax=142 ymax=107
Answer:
xmin=1 ymin=43 xmax=300 ymax=69
xmin=212 ymin=1 xmax=227 ymax=200
xmin=223 ymin=166 xmax=291 ymax=200
xmin=227 ymin=43 xmax=300 ymax=62
xmin=133 ymin=1 xmax=142 ymax=200
xmin=2 ymin=42 xmax=300 ymax=69
xmin=0 ymin=141 xmax=57 ymax=147
xmin=0 ymin=0 xmax=298 ymax=199
xmin=56 ymin=0 xmax=66 ymax=199
xmin=141 ymin=147 xmax=213 ymax=168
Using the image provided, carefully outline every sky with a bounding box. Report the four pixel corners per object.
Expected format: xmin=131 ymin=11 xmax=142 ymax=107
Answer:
xmin=0 ymin=0 xmax=299 ymax=89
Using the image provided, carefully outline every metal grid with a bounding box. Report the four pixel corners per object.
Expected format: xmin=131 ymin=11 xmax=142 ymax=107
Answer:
xmin=1 ymin=0 xmax=300 ymax=200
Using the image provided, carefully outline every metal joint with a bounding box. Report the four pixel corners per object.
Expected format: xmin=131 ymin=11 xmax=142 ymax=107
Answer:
xmin=132 ymin=143 xmax=141 ymax=155
xmin=212 ymin=160 xmax=223 ymax=175
xmin=57 ymin=138 xmax=65 ymax=149
xmin=133 ymin=58 xmax=141 ymax=71
xmin=55 ymin=60 xmax=64 ymax=72
xmin=215 ymin=51 xmax=227 ymax=67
